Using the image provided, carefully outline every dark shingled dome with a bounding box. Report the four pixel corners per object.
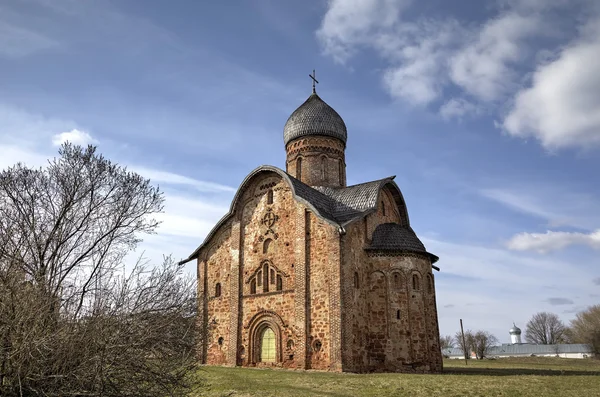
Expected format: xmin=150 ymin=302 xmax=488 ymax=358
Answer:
xmin=368 ymin=223 xmax=438 ymax=263
xmin=283 ymin=92 xmax=347 ymax=146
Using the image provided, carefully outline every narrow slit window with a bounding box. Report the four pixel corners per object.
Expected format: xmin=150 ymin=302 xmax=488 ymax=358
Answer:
xmin=381 ymin=201 xmax=386 ymax=216
xmin=296 ymin=158 xmax=302 ymax=180
xmin=321 ymin=156 xmax=326 ymax=182
xmin=267 ymin=189 xmax=273 ymax=205
xmin=215 ymin=282 xmax=221 ymax=297
xmin=354 ymin=272 xmax=359 ymax=289
xmin=257 ymin=271 xmax=262 ymax=287
xmin=251 ymin=279 xmax=256 ymax=294
xmin=263 ymin=263 xmax=269 ymax=292
xmin=412 ymin=274 xmax=420 ymax=291
xmin=396 ymin=310 xmax=401 ymax=320
xmin=276 ymin=275 xmax=283 ymax=291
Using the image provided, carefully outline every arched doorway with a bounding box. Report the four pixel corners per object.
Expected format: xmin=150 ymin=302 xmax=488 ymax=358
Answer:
xmin=260 ymin=328 xmax=276 ymax=363
xmin=246 ymin=310 xmax=285 ymax=366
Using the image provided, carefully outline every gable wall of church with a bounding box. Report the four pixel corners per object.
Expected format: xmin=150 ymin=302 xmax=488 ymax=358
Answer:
xmin=364 ymin=188 xmax=404 ymax=243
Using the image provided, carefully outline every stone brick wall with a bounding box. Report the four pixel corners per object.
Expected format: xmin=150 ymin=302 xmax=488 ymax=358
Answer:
xmin=285 ymin=137 xmax=346 ymax=187
xmin=340 ymin=198 xmax=442 ymax=373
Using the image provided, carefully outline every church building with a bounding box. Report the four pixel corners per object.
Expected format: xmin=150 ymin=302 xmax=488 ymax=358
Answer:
xmin=182 ymin=74 xmax=443 ymax=373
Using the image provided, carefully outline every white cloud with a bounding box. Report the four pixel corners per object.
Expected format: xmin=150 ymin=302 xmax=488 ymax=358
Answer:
xmin=51 ymin=129 xmax=97 ymax=147
xmin=502 ymin=19 xmax=600 ymax=149
xmin=506 ymin=230 xmax=600 ymax=253
xmin=316 ymin=0 xmax=410 ymax=63
xmin=449 ymin=12 xmax=543 ymax=102
xmin=317 ymin=0 xmax=600 ymax=144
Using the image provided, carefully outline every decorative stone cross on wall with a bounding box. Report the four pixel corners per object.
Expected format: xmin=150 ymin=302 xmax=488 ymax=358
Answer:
xmin=309 ymin=69 xmax=319 ymax=93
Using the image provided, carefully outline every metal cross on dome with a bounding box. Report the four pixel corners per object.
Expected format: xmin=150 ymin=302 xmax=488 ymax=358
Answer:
xmin=309 ymin=69 xmax=319 ymax=93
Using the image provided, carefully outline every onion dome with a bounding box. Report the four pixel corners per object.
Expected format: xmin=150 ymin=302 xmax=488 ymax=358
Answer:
xmin=509 ymin=324 xmax=522 ymax=335
xmin=283 ymin=92 xmax=347 ymax=146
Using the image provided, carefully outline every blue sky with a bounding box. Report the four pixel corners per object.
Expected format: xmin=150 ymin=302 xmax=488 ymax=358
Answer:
xmin=1 ymin=0 xmax=599 ymax=342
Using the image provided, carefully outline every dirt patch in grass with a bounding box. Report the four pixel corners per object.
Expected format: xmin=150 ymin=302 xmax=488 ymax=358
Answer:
xmin=194 ymin=358 xmax=600 ymax=397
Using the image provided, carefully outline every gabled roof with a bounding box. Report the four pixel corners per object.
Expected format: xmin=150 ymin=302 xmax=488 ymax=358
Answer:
xmin=181 ymin=165 xmax=434 ymax=264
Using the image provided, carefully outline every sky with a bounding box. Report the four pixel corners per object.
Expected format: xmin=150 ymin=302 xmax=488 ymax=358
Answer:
xmin=1 ymin=0 xmax=599 ymax=343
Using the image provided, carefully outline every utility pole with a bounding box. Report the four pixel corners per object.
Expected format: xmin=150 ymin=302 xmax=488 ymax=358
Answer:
xmin=460 ymin=319 xmax=468 ymax=365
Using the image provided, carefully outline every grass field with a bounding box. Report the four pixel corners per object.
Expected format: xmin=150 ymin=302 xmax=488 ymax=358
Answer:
xmin=195 ymin=357 xmax=600 ymax=397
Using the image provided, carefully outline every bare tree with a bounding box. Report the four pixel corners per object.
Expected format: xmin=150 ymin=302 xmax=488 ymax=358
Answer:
xmin=454 ymin=329 xmax=474 ymax=359
xmin=0 ymin=144 xmax=198 ymax=396
xmin=568 ymin=305 xmax=600 ymax=357
xmin=471 ymin=331 xmax=498 ymax=359
xmin=440 ymin=335 xmax=454 ymax=350
xmin=525 ymin=312 xmax=567 ymax=344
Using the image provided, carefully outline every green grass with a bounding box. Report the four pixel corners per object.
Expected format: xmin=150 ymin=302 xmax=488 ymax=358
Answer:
xmin=194 ymin=357 xmax=600 ymax=397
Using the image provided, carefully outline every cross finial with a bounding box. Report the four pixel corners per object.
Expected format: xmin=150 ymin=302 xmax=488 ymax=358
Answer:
xmin=309 ymin=69 xmax=319 ymax=93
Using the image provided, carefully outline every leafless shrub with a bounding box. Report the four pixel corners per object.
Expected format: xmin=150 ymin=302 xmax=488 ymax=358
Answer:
xmin=525 ymin=312 xmax=567 ymax=345
xmin=0 ymin=144 xmax=198 ymax=396
xmin=568 ymin=305 xmax=600 ymax=358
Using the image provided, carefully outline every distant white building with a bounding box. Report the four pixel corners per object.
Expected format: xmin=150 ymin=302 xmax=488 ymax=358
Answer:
xmin=509 ymin=323 xmax=522 ymax=344
xmin=443 ymin=344 xmax=592 ymax=359
xmin=443 ymin=324 xmax=592 ymax=359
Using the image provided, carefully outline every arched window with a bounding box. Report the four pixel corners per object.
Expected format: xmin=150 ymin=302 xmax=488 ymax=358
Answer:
xmin=276 ymin=275 xmax=283 ymax=291
xmin=321 ymin=156 xmax=326 ymax=182
xmin=257 ymin=270 xmax=262 ymax=287
xmin=382 ymin=201 xmax=386 ymax=216
xmin=250 ymin=279 xmax=256 ymax=294
xmin=296 ymin=158 xmax=302 ymax=180
xmin=267 ymin=189 xmax=273 ymax=205
xmin=261 ymin=328 xmax=276 ymax=363
xmin=263 ymin=238 xmax=272 ymax=254
xmin=215 ymin=282 xmax=221 ymax=297
xmin=263 ymin=263 xmax=269 ymax=292
xmin=354 ymin=272 xmax=359 ymax=289
xmin=393 ymin=273 xmax=402 ymax=289
xmin=412 ymin=274 xmax=420 ymax=291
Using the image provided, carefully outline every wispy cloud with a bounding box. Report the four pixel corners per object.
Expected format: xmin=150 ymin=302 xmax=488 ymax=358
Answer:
xmin=507 ymin=230 xmax=600 ymax=253
xmin=546 ymin=297 xmax=574 ymax=305
xmin=0 ymin=21 xmax=59 ymax=58
xmin=131 ymin=167 xmax=236 ymax=193
xmin=478 ymin=184 xmax=600 ymax=230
